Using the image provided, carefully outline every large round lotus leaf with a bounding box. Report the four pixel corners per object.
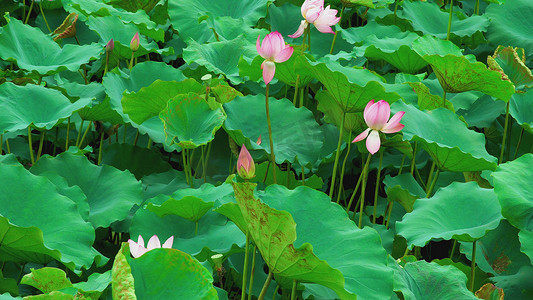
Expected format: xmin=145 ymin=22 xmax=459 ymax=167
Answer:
xmin=519 ymin=229 xmax=533 ymax=266
xmin=0 ymin=82 xmax=90 ymax=134
xmin=122 ymin=79 xmax=204 ymax=125
xmin=0 ymin=162 xmax=104 ymax=272
xmin=223 ymin=94 xmax=323 ymax=166
xmin=383 ymin=173 xmax=426 ymax=213
xmin=486 ymin=0 xmax=533 ymax=59
xmin=159 ymin=92 xmax=226 ymax=149
xmin=30 ymin=152 xmax=143 ymax=229
xmin=408 ymin=82 xmax=454 ymax=111
xmin=101 ymin=143 xmax=172 ymax=180
xmin=112 ymin=243 xmax=217 ymax=299
xmin=168 ymin=0 xmax=268 ymax=43
xmin=487 ymin=46 xmax=533 ymax=91
xmin=183 ymin=38 xmax=245 ymax=85
xmin=303 ymin=57 xmax=401 ymax=113
xmin=510 ymin=90 xmax=533 ymax=133
xmin=459 ymin=220 xmax=530 ymax=276
xmin=390 ymin=260 xmax=477 ymax=300
xmin=492 ymin=154 xmax=533 ymax=231
xmin=343 ymin=22 xmax=404 ymax=45
xmin=392 ymin=101 xmax=497 ymax=172
xmin=21 ymin=267 xmax=72 ymax=294
xmin=64 ymin=0 xmax=164 ymax=42
xmin=256 ymin=184 xmax=394 ymax=299
xmin=392 ymin=101 xmax=496 ymax=172
xmin=223 ymin=181 xmax=360 ymax=299
xmin=147 ymin=196 xmax=214 ymax=223
xmin=412 ymin=36 xmax=515 ymax=101
xmin=400 ymin=1 xmax=489 ymax=39
xmin=315 ymin=90 xmax=366 ymax=140
xmin=363 ymin=32 xmax=427 ymax=74
xmin=491 ymin=266 xmax=533 ymax=300
xmin=0 ymin=17 xmax=101 ymax=76
xmin=397 ymin=182 xmax=502 ymax=249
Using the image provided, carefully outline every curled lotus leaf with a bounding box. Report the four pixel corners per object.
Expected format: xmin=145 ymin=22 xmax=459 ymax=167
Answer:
xmin=53 ymin=13 xmax=78 ymax=41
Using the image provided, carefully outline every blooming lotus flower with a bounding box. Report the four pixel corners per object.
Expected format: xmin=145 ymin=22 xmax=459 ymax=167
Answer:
xmin=256 ymin=32 xmax=294 ymax=85
xmin=352 ymin=100 xmax=405 ymax=155
xmin=237 ymin=144 xmax=255 ymax=180
xmin=130 ymin=32 xmax=140 ymax=52
xmin=105 ymin=39 xmax=114 ymax=52
xmin=289 ymin=0 xmax=340 ymax=38
xmin=128 ymin=235 xmax=174 ymax=258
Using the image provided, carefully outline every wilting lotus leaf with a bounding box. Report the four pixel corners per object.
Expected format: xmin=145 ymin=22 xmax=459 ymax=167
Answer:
xmin=487 ymin=46 xmax=533 ymax=91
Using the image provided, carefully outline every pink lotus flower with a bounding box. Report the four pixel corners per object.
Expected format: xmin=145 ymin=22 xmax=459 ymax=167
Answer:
xmin=105 ymin=39 xmax=114 ymax=52
xmin=289 ymin=0 xmax=340 ymax=38
xmin=256 ymin=32 xmax=294 ymax=85
xmin=237 ymin=144 xmax=255 ymax=180
xmin=352 ymin=100 xmax=405 ymax=155
xmin=128 ymin=235 xmax=174 ymax=258
xmin=130 ymin=32 xmax=140 ymax=52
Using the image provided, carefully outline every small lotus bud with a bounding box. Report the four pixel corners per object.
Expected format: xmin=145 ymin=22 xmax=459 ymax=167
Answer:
xmin=130 ymin=32 xmax=140 ymax=52
xmin=201 ymin=74 xmax=212 ymax=82
xmin=256 ymin=135 xmax=262 ymax=145
xmin=211 ymin=253 xmax=224 ymax=270
xmin=237 ymin=144 xmax=255 ymax=180
xmin=105 ymin=39 xmax=114 ymax=52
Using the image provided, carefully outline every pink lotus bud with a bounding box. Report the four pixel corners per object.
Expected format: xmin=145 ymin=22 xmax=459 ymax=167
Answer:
xmin=130 ymin=32 xmax=140 ymax=52
xmin=256 ymin=135 xmax=262 ymax=145
xmin=237 ymin=144 xmax=255 ymax=180
xmin=105 ymin=38 xmax=114 ymax=52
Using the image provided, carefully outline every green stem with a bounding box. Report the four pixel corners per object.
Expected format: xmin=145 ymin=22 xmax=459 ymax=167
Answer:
xmin=298 ymin=87 xmax=304 ymax=108
xmin=410 ymin=142 xmax=417 ymax=175
xmin=293 ymin=75 xmax=300 ymax=106
xmin=98 ymin=130 xmax=104 ymax=165
xmin=265 ymin=84 xmax=277 ymax=184
xmin=442 ymin=90 xmax=447 ymax=108
xmin=301 ymin=165 xmax=305 ymax=186
xmin=129 ymin=51 xmax=135 ymax=70
xmin=28 ymin=127 xmax=35 ymax=165
xmin=16 ymin=263 xmax=26 ymax=284
xmin=307 ymin=26 xmax=311 ymax=51
xmin=24 ymin=0 xmax=34 ymax=24
xmin=104 ymin=52 xmax=109 ymax=75
xmin=470 ymin=240 xmax=477 ymax=292
xmin=195 ymin=221 xmax=198 ymax=236
xmin=329 ymin=6 xmax=345 ymax=54
xmin=65 ymin=117 xmax=70 ymax=150
xmin=301 ymin=27 xmax=308 ymax=53
xmin=286 ymin=163 xmax=291 ymax=186
xmin=329 ymin=112 xmax=346 ymax=199
xmin=247 ymin=245 xmax=258 ymax=300
xmin=393 ymin=0 xmax=400 ymax=24
xmin=426 ymin=161 xmax=436 ymax=189
xmin=183 ymin=150 xmax=190 ymax=186
xmin=0 ymin=134 xmax=3 ymax=155
xmin=52 ymin=127 xmax=58 ymax=156
xmin=241 ymin=232 xmax=250 ymax=300
xmin=446 ymin=0 xmax=453 ymax=41
xmin=78 ymin=121 xmax=92 ymax=148
xmin=203 ymin=142 xmax=212 ymax=182
xmin=346 ymin=170 xmax=364 ymax=214
xmin=398 ymin=154 xmax=406 ymax=175
xmin=38 ymin=0 xmax=51 ymax=32
xmin=76 ymin=119 xmax=84 ymax=147
xmin=5 ymin=139 xmax=11 ymax=154
xmin=513 ymin=128 xmax=525 ymax=160
xmin=133 ymin=129 xmax=139 ymax=146
xmin=372 ymin=150 xmax=384 ymax=224
xmin=474 ymin=0 xmax=480 ymax=15
xmin=385 ymin=201 xmax=394 ymax=229
xmin=147 ymin=137 xmax=152 ymax=149
xmin=36 ymin=130 xmax=45 ymax=161
xmin=499 ymin=101 xmax=510 ymax=164
xmin=358 ymin=153 xmax=372 ymax=229
xmin=336 ymin=132 xmax=352 ymax=204
xmin=425 ymin=169 xmax=440 ymax=198
xmin=290 ymin=280 xmax=297 ymax=300
xmin=258 ymin=271 xmax=273 ymax=300
xmin=272 ymin=285 xmax=280 ymax=300
xmin=123 ymin=123 xmax=127 ymax=143
xmin=450 ymin=239 xmax=457 ymax=260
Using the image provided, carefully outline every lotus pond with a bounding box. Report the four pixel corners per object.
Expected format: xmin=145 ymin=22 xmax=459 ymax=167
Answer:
xmin=1 ymin=0 xmax=533 ymax=299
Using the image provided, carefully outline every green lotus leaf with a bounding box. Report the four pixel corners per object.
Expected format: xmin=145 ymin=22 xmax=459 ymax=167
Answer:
xmin=122 ymin=79 xmax=204 ymax=125
xmin=510 ymin=88 xmax=533 ymax=133
xmin=492 ymin=154 xmax=533 ymax=231
xmin=383 ymin=173 xmax=426 ymax=213
xmin=491 ymin=266 xmax=533 ymax=300
xmin=159 ymin=92 xmax=226 ymax=149
xmin=412 ymin=36 xmax=515 ymax=101
xmin=227 ymin=181 xmax=357 ymax=300
xmin=77 ymin=97 xmax=124 ymax=124
xmin=21 ymin=268 xmax=72 ymax=294
xmin=343 ymin=22 xmax=404 ymax=45
xmin=101 ymin=143 xmax=172 ymax=180
xmin=0 ymin=82 xmax=90 ymax=134
xmin=105 ymin=0 xmax=160 ymax=13
xmin=223 ymin=94 xmax=323 ymax=166
xmin=474 ymin=283 xmax=504 ymax=300
xmin=432 ymin=258 xmax=489 ymax=293
xmin=147 ymin=196 xmax=214 ymax=223
xmin=407 ymin=82 xmax=454 ymax=111
xmin=72 ymin=270 xmax=111 ymax=297
xmin=486 ymin=0 xmax=533 ymax=59
xmin=250 ymin=161 xmax=324 ymax=190
xmin=315 ymin=89 xmax=366 ymax=139
xmin=112 ymin=243 xmax=217 ymax=299
xmin=487 ymin=46 xmax=533 ymax=91
xmin=31 ymin=152 xmax=143 ymax=229
xmin=0 ymin=270 xmax=18 ymax=297
xmin=274 ymin=52 xmax=315 ymax=87
xmin=168 ymin=0 xmax=268 ymax=43
xmin=64 ymin=0 xmax=164 ymax=41
xmin=393 ymin=101 xmax=497 ymax=172
xmin=459 ymin=220 xmax=531 ymax=276
xmin=0 ymin=162 xmax=104 ymax=272
xmin=519 ymin=229 xmax=533 ymax=266
xmin=456 ymin=95 xmax=506 ymax=128
xmin=363 ymin=32 xmax=427 ymax=74
xmin=210 ymin=79 xmax=244 ymax=104
xmin=343 ymin=0 xmax=374 ymax=8
xmin=391 ymin=259 xmax=478 ymax=300
xmin=397 ymin=182 xmax=502 ymax=249
xmin=0 ymin=17 xmax=101 ymax=76
xmin=303 ymin=57 xmax=401 ymax=113
xmin=23 ymin=291 xmax=72 ymax=299
xmin=400 ymin=0 xmax=489 ymax=39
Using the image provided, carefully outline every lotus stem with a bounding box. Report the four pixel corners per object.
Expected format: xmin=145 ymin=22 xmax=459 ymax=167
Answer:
xmin=499 ymin=101 xmax=510 ymax=164
xmin=372 ymin=150 xmax=384 ymax=224
xmin=329 ymin=6 xmax=345 ymax=54
xmin=0 ymin=134 xmax=2 ymax=155
xmin=385 ymin=201 xmax=394 ymax=229
xmin=426 ymin=161 xmax=436 ymax=188
xmin=265 ymin=84 xmax=277 ymax=183
xmin=293 ymin=75 xmax=300 ymax=106
xmin=36 ymin=130 xmax=45 ymax=161
xmin=410 ymin=142 xmax=417 ymax=175
xmin=442 ymin=90 xmax=447 ymax=108
xmin=78 ymin=121 xmax=92 ymax=148
xmin=133 ymin=129 xmax=139 ymax=146
xmin=301 ymin=165 xmax=305 ymax=186
xmin=272 ymin=285 xmax=280 ymax=300
xmin=286 ymin=163 xmax=291 ymax=186
xmin=104 ymin=52 xmax=109 ymax=75
xmin=450 ymin=239 xmax=457 ymax=260
xmin=38 ymin=0 xmax=51 ymax=33
xmin=425 ymin=168 xmax=440 ymax=197
xmin=329 ymin=112 xmax=346 ymax=199
xmin=65 ymin=117 xmax=70 ymax=150
xmin=203 ymin=142 xmax=212 ymax=182
xmin=52 ymin=127 xmax=58 ymax=156
xmin=129 ymin=52 xmax=135 ymax=70
xmin=5 ymin=139 xmax=11 ymax=154
xmin=182 ymin=150 xmax=190 ymax=185
xmin=446 ymin=0 xmax=453 ymax=41
xmin=290 ymin=280 xmax=297 ymax=300
xmin=27 ymin=127 xmax=35 ymax=165
xmin=398 ymin=154 xmax=406 ymax=175
xmin=474 ymin=0 xmax=480 ymax=15
xmin=513 ymin=128 xmax=524 ymax=160
xmin=336 ymin=132 xmax=352 ymax=204
xmin=195 ymin=221 xmax=198 ymax=236
xmin=147 ymin=137 xmax=152 ymax=149
xmin=97 ymin=130 xmax=104 ymax=165
xmin=24 ymin=0 xmax=34 ymax=24
xmin=358 ymin=153 xmax=372 ymax=228
xmin=258 ymin=270 xmax=273 ymax=300
xmin=241 ymin=232 xmax=250 ymax=300
xmin=123 ymin=123 xmax=127 ymax=143
xmin=247 ymin=245 xmax=258 ymax=300
xmin=470 ymin=240 xmax=477 ymax=292
xmin=346 ymin=170 xmax=364 ymax=214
